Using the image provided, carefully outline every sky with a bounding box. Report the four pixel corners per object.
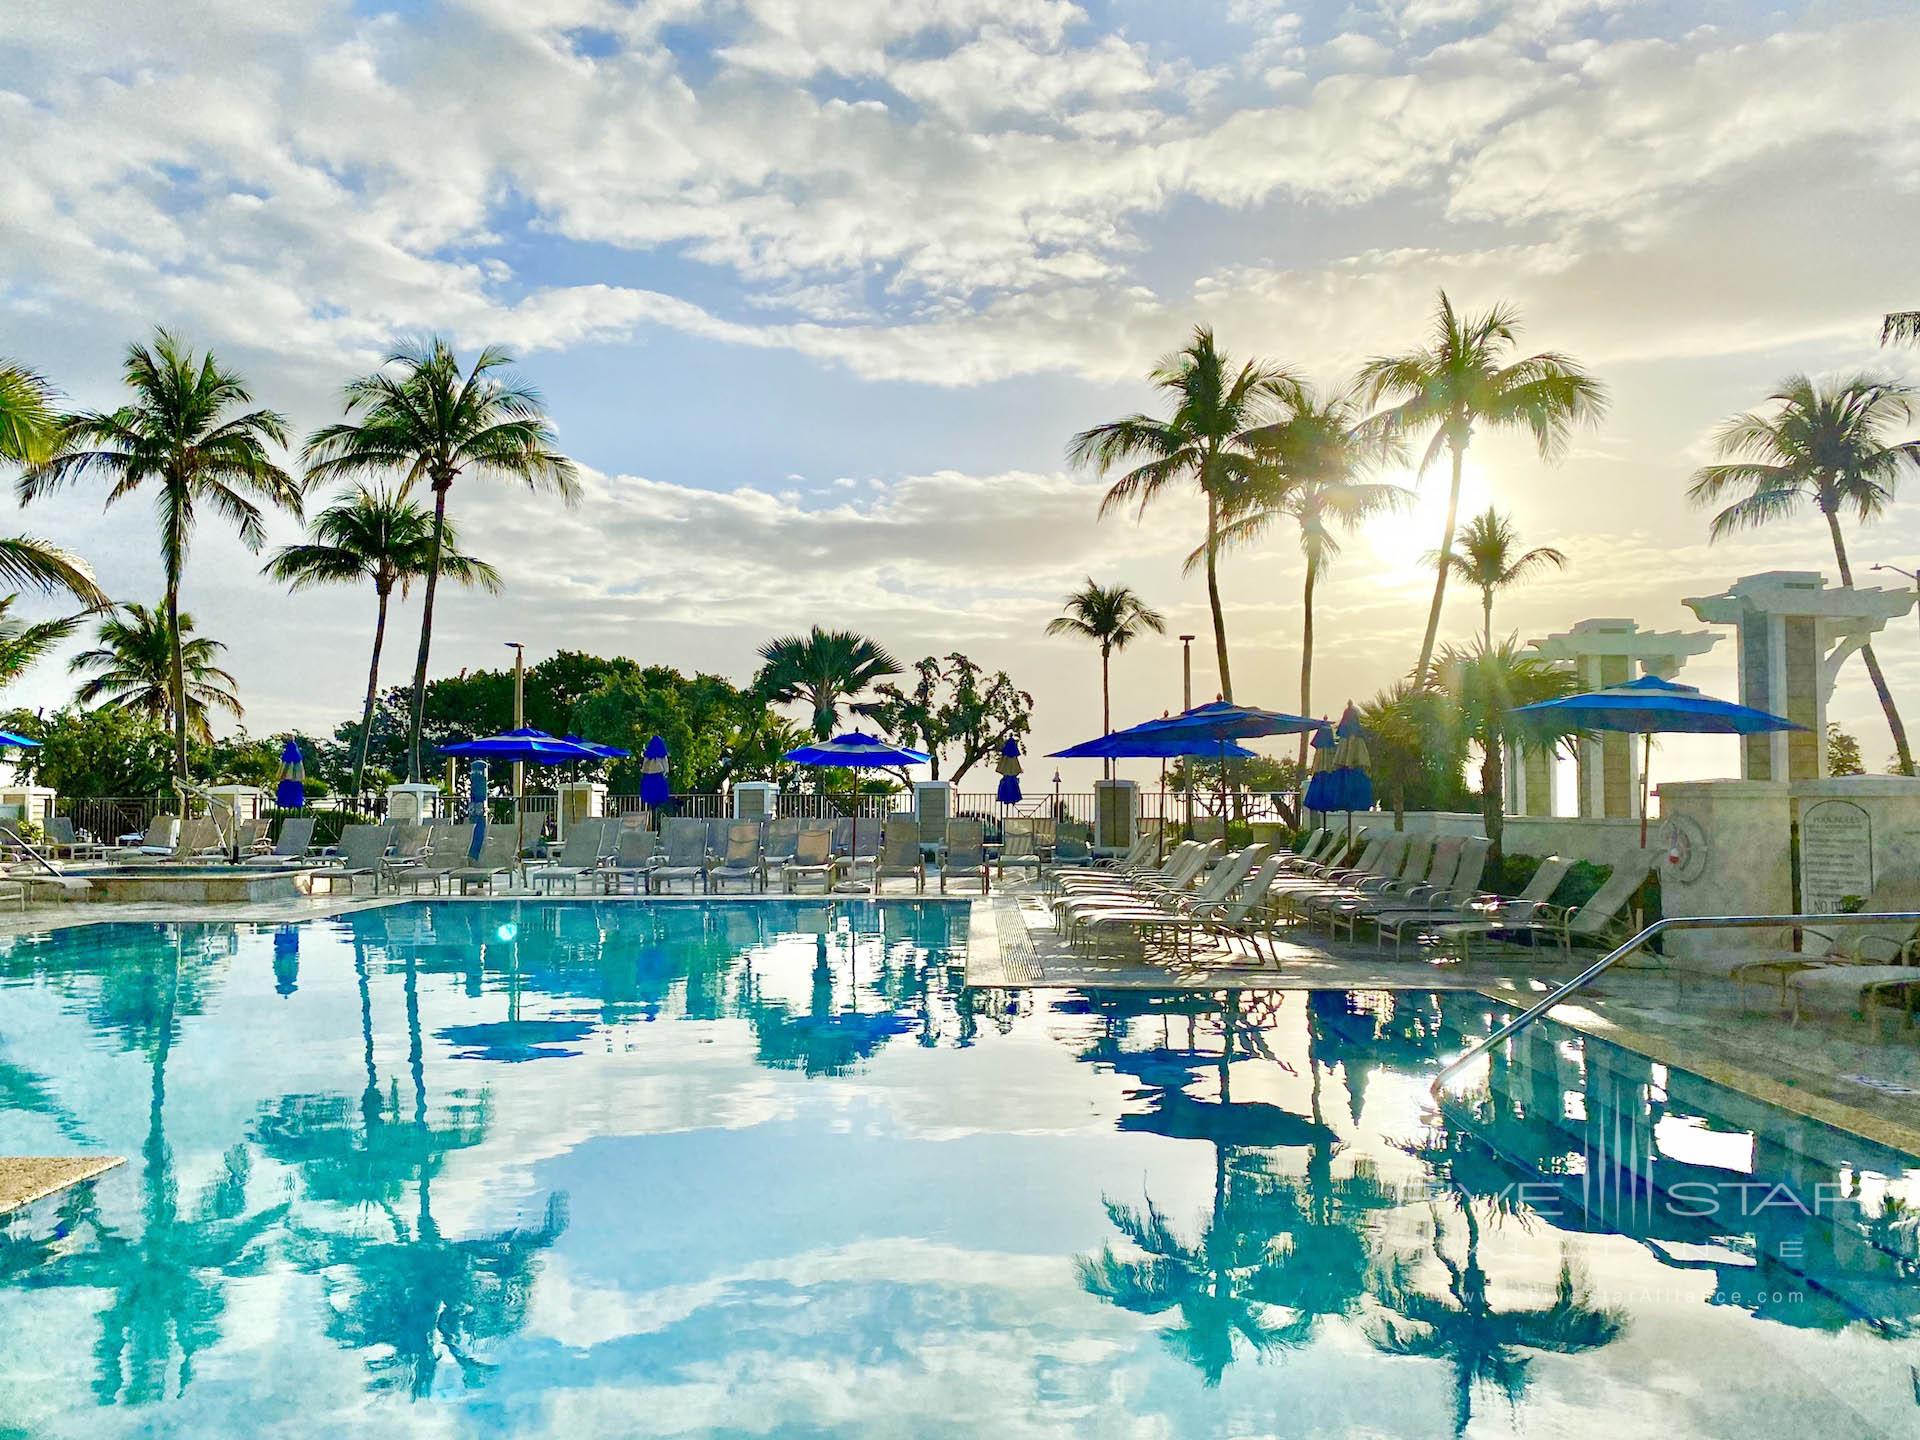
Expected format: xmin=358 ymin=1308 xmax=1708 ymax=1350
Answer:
xmin=3 ymin=0 xmax=1919 ymax=792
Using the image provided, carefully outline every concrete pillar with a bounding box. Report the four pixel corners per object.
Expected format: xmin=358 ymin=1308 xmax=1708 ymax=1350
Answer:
xmin=1653 ymin=780 xmax=1793 ymax=964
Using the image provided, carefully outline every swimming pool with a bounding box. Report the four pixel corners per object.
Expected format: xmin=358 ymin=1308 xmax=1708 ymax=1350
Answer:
xmin=0 ymin=901 xmax=1915 ymax=1437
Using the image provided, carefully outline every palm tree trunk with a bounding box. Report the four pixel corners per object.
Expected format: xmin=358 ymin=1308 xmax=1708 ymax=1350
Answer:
xmin=1204 ymin=492 xmax=1233 ymax=702
xmin=1825 ymin=509 xmax=1915 ymax=775
xmin=405 ymin=481 xmax=450 ymax=783
xmin=1414 ymin=438 xmax=1465 ymax=686
xmin=351 ymin=583 xmax=391 ymax=807
xmin=1482 ymin=735 xmax=1505 ymax=871
xmin=165 ymin=576 xmax=189 ymax=788
xmin=1296 ymin=560 xmax=1317 ymax=777
xmin=1482 ymin=589 xmax=1493 ymax=650
xmin=1100 ymin=642 xmax=1112 ymax=781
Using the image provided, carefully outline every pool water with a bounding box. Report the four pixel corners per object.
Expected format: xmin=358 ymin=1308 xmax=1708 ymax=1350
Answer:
xmin=0 ymin=901 xmax=1914 ymax=1437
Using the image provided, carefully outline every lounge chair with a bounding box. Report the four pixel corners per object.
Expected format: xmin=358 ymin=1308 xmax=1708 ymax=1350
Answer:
xmin=451 ymin=831 xmax=520 ymax=894
xmin=1079 ymin=855 xmax=1288 ymax=966
xmin=1284 ymin=834 xmax=1420 ymax=921
xmin=838 ymin=818 xmax=884 ymax=891
xmin=760 ymin=818 xmax=801 ymax=888
xmin=709 ymin=823 xmax=765 ymax=893
xmin=387 ymin=825 xmax=476 ymax=894
xmin=1324 ymin=835 xmax=1474 ymax=941
xmin=527 ymin=819 xmax=608 ymax=894
xmin=602 ymin=825 xmax=658 ymax=894
xmin=1268 ymin=833 xmax=1400 ymax=902
xmin=875 ymin=819 xmax=925 ymax=893
xmin=1786 ymin=953 xmax=1920 ymax=1041
xmin=1280 ymin=829 xmax=1335 ymax=871
xmin=163 ymin=816 xmax=224 ymax=861
xmin=784 ymin=829 xmax=835 ymax=894
xmin=1050 ymin=824 xmax=1095 ymax=874
xmin=1440 ymin=850 xmax=1657 ymax=957
xmin=940 ymin=820 xmax=990 ymax=894
xmin=245 ymin=816 xmax=316 ymax=866
xmin=651 ymin=819 xmax=710 ymax=894
xmin=1066 ymin=846 xmax=1267 ymax=948
xmin=127 ymin=815 xmax=179 ymax=858
xmin=44 ymin=816 xmax=106 ymax=861
xmin=1370 ymin=840 xmax=1537 ymax=956
xmin=311 ymin=824 xmax=393 ymax=896
xmin=996 ymin=818 xmax=1044 ymax=881
xmin=1056 ymin=840 xmax=1206 ymax=898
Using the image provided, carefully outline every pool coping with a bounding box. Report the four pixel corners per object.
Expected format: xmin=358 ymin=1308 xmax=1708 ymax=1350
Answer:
xmin=0 ymin=1155 xmax=124 ymax=1215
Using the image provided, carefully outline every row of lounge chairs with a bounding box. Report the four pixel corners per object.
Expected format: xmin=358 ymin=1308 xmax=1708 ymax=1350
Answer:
xmin=44 ymin=813 xmax=324 ymax=866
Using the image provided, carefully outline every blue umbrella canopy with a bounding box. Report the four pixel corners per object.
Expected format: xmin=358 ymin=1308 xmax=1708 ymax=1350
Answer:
xmin=438 ymin=728 xmax=605 ymax=763
xmin=1048 ymin=729 xmax=1260 ymax=761
xmin=1301 ymin=724 xmax=1339 ymax=813
xmin=640 ymin=734 xmax=671 ymax=807
xmin=562 ymin=734 xmax=632 ymax=760
xmin=784 ymin=731 xmax=930 ymax=768
xmin=1507 ymin=674 xmax=1802 ymax=735
xmin=996 ymin=737 xmax=1023 ymax=805
xmin=1131 ymin=699 xmax=1326 ymax=742
xmin=0 ymin=730 xmax=39 ymax=748
xmin=275 ymin=738 xmax=306 ymax=809
xmin=1319 ymin=702 xmax=1373 ymax=815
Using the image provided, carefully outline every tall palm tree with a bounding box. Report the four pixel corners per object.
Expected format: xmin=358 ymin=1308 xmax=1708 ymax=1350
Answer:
xmin=265 ymin=485 xmax=501 ymax=801
xmin=1358 ymin=293 xmax=1606 ymax=686
xmin=1430 ymin=506 xmax=1567 ymax=648
xmin=69 ymin=602 xmax=242 ymax=742
xmin=1046 ymin=579 xmax=1165 ymax=778
xmin=752 ymin=626 xmax=900 ymax=739
xmin=1215 ymin=384 xmax=1409 ymax=768
xmin=1689 ymin=373 xmax=1920 ymax=775
xmin=302 ymin=338 xmax=577 ymax=781
xmin=1071 ymin=326 xmax=1297 ymax=701
xmin=20 ymin=330 xmax=299 ymax=782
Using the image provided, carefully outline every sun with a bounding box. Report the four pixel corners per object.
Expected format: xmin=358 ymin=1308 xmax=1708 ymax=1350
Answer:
xmin=1358 ymin=459 xmax=1495 ymax=585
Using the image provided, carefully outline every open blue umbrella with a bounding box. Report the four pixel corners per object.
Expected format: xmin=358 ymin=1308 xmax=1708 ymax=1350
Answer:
xmin=1125 ymin=700 xmax=1325 ymax=818
xmin=996 ymin=737 xmax=1023 ymax=805
xmin=1049 ymin=729 xmax=1260 ymax=761
xmin=784 ymin=732 xmax=929 ymax=821
xmin=439 ymin=727 xmax=605 ymax=763
xmin=563 ymin=734 xmax=632 ymax=760
xmin=275 ymin=739 xmax=306 ymax=809
xmin=640 ymin=734 xmax=671 ymax=809
xmin=0 ymin=730 xmax=39 ymax=748
xmin=1508 ymin=673 xmax=1802 ymax=843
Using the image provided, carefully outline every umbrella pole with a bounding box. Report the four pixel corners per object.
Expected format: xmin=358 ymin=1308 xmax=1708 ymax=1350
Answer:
xmin=1640 ymin=731 xmax=1652 ymax=848
xmin=1158 ymin=759 xmax=1166 ymax=863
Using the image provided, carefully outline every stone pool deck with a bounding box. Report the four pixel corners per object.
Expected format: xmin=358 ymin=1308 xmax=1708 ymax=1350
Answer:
xmin=0 ymin=1156 xmax=123 ymax=1215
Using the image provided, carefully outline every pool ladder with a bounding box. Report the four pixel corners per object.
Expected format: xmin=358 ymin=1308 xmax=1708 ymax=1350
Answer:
xmin=1429 ymin=910 xmax=1920 ymax=1101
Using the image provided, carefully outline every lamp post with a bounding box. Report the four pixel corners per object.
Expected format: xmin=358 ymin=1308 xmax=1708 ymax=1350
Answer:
xmin=505 ymin=642 xmax=525 ymax=836
xmin=1052 ymin=769 xmax=1062 ymax=825
xmin=1870 ymin=563 xmax=1920 ymax=641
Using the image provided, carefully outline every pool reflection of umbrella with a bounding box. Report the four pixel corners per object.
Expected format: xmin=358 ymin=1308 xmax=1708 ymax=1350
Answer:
xmin=996 ymin=737 xmax=1023 ymax=805
xmin=640 ymin=735 xmax=671 ymax=811
xmin=1508 ymin=674 xmax=1802 ymax=845
xmin=275 ymin=739 xmax=306 ymax=809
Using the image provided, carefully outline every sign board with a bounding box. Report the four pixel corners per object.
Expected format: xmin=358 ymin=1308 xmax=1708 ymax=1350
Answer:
xmin=1798 ymin=799 xmax=1872 ymax=912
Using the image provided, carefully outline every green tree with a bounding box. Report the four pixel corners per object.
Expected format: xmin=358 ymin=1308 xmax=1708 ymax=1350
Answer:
xmin=1826 ymin=723 xmax=1865 ymax=776
xmin=571 ymin=665 xmax=802 ymax=793
xmin=1358 ymin=683 xmax=1464 ymax=830
xmin=1071 ymin=326 xmax=1297 ymax=702
xmin=303 ymin=338 xmax=577 ymax=782
xmin=1219 ymin=382 xmax=1409 ymax=768
xmin=70 ymin=602 xmax=242 ymax=743
xmin=0 ymin=596 xmax=88 ymax=691
xmin=20 ymin=330 xmax=300 ymax=783
xmin=753 ymin=626 xmax=900 ymax=740
xmin=1688 ymin=372 xmax=1920 ymax=775
xmin=266 ymin=484 xmax=500 ymax=802
xmin=1430 ymin=506 xmax=1568 ymax=647
xmin=0 ymin=359 xmax=111 ymax=614
xmin=0 ymin=704 xmax=175 ymax=796
xmin=1358 ymin=293 xmax=1606 ymax=686
xmin=1433 ymin=638 xmax=1580 ymax=866
xmin=869 ymin=653 xmax=1035 ymax=783
xmin=1045 ymin=580 xmax=1164 ymax=778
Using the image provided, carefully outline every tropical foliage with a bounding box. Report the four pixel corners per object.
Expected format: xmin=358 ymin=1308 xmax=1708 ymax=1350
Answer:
xmin=1072 ymin=326 xmax=1296 ymax=701
xmin=1358 ymin=293 xmax=1605 ymax=684
xmin=868 ymin=652 xmax=1036 ymax=783
xmin=1432 ymin=638 xmax=1581 ymax=865
xmin=303 ymin=338 xmax=577 ymax=782
xmin=69 ymin=601 xmax=242 ymax=742
xmin=1689 ymin=372 xmax=1920 ymax=775
xmin=267 ymin=484 xmax=500 ymax=801
xmin=1432 ymin=506 xmax=1567 ymax=647
xmin=1046 ymin=579 xmax=1164 ymax=774
xmin=20 ymin=329 xmax=300 ymax=781
xmin=753 ymin=626 xmax=900 ymax=739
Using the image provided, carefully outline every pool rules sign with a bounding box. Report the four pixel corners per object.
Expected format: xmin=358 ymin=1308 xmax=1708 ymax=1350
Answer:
xmin=1798 ymin=799 xmax=1872 ymax=913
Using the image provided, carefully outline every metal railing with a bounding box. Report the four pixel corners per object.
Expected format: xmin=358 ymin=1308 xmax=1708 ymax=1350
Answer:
xmin=1429 ymin=910 xmax=1920 ymax=1101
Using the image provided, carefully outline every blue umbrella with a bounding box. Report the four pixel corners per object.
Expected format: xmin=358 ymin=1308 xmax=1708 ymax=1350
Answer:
xmin=563 ymin=734 xmax=632 ymax=760
xmin=0 ymin=730 xmax=39 ymax=748
xmin=1508 ymin=673 xmax=1802 ymax=843
xmin=275 ymin=738 xmax=306 ymax=809
xmin=640 ymin=734 xmax=671 ymax=809
xmin=784 ymin=732 xmax=929 ymax=821
xmin=1048 ymin=730 xmax=1260 ymax=761
xmin=1126 ymin=700 xmax=1324 ymax=819
xmin=1318 ymin=702 xmax=1373 ymax=835
xmin=438 ymin=727 xmax=605 ymax=763
xmin=996 ymin=737 xmax=1023 ymax=805
xmin=1302 ymin=724 xmax=1338 ymax=816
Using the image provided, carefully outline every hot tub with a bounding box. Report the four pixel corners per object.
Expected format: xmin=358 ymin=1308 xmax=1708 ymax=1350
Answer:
xmin=57 ymin=863 xmax=314 ymax=904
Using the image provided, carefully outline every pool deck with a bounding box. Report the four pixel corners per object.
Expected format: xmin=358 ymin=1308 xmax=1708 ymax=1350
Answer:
xmin=0 ymin=1155 xmax=123 ymax=1215
xmin=0 ymin=882 xmax=1914 ymax=1158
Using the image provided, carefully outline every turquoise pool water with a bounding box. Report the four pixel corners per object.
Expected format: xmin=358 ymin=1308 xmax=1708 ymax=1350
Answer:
xmin=0 ymin=901 xmax=1916 ymax=1437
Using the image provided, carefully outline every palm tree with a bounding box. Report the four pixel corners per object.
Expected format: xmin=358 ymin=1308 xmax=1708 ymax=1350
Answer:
xmin=0 ymin=595 xmax=88 ymax=690
xmin=1071 ymin=326 xmax=1297 ymax=701
xmin=0 ymin=360 xmax=60 ymax=468
xmin=1430 ymin=506 xmax=1567 ymax=648
xmin=302 ymin=338 xmax=577 ymax=781
xmin=1689 ymin=373 xmax=1920 ymax=775
xmin=1358 ymin=293 xmax=1606 ymax=686
xmin=265 ymin=485 xmax=501 ymax=802
xmin=19 ymin=330 xmax=299 ymax=782
xmin=752 ymin=626 xmax=900 ymax=739
xmin=1434 ymin=638 xmax=1579 ymax=867
xmin=1216 ymin=384 xmax=1410 ymax=768
xmin=69 ymin=602 xmax=242 ymax=742
xmin=1046 ymin=579 xmax=1165 ymax=778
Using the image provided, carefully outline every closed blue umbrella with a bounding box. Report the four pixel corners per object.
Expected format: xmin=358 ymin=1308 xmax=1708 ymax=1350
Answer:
xmin=996 ymin=737 xmax=1023 ymax=805
xmin=275 ymin=738 xmax=306 ymax=809
xmin=1302 ymin=724 xmax=1338 ymax=816
xmin=1508 ymin=673 xmax=1801 ymax=843
xmin=640 ymin=734 xmax=671 ymax=809
xmin=1319 ymin=702 xmax=1373 ymax=837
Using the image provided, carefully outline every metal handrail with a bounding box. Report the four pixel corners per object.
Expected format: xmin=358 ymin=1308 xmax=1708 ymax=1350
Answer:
xmin=1429 ymin=910 xmax=1920 ymax=1100
xmin=0 ymin=824 xmax=64 ymax=879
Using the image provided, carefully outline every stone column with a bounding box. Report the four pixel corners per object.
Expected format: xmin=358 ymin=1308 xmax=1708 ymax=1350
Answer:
xmin=1653 ymin=779 xmax=1793 ymax=965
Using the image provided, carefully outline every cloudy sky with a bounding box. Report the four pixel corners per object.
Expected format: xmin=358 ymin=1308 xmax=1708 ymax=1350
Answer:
xmin=4 ymin=0 xmax=1918 ymax=787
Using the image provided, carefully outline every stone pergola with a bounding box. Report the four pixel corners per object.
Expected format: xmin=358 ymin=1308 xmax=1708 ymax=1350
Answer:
xmin=1685 ymin=570 xmax=1916 ymax=781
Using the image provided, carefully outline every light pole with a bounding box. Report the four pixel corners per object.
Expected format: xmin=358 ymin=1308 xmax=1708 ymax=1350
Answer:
xmin=1871 ymin=563 xmax=1920 ymax=641
xmin=1052 ymin=769 xmax=1062 ymax=825
xmin=505 ymin=642 xmax=525 ymax=836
